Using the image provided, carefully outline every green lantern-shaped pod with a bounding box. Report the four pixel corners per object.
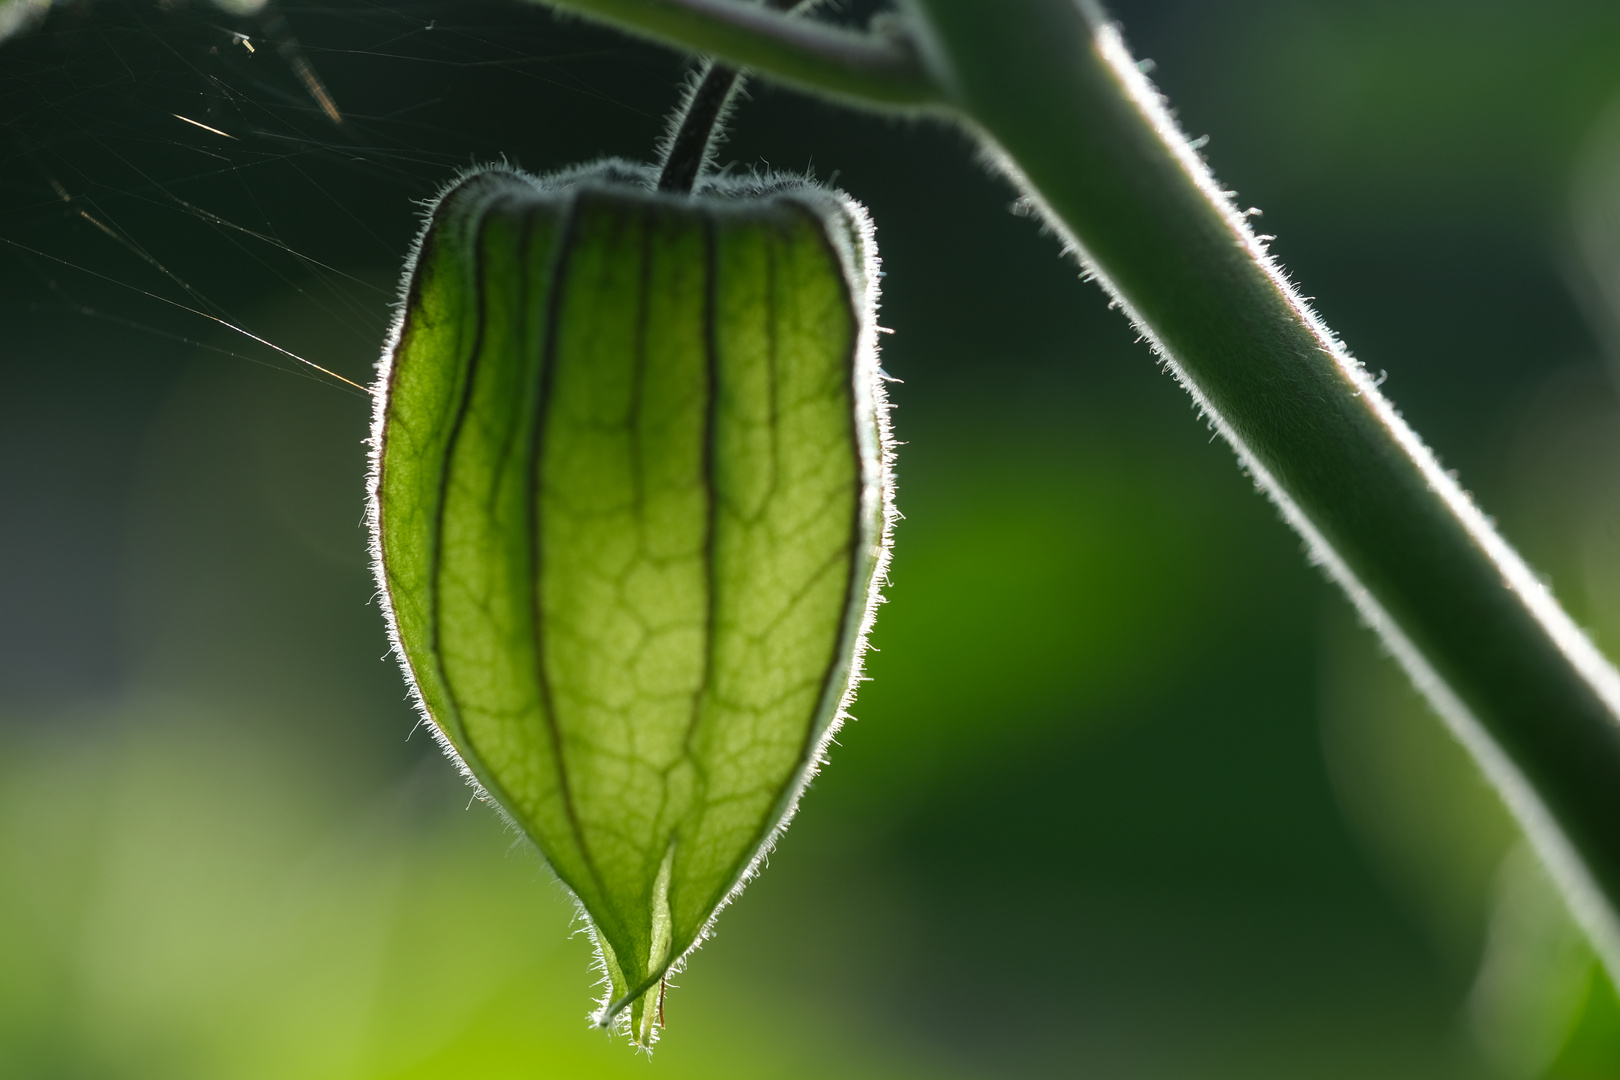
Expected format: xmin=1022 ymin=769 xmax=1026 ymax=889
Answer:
xmin=367 ymin=163 xmax=893 ymax=1045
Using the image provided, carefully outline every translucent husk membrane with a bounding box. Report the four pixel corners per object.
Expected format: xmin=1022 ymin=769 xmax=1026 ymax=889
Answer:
xmin=368 ymin=161 xmax=893 ymax=1046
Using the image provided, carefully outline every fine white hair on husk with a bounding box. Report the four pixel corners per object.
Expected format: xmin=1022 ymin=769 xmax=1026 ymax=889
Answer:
xmin=365 ymin=160 xmax=620 ymax=1043
xmin=369 ymin=158 xmax=896 ymax=1049
xmin=622 ymin=181 xmax=895 ymax=1036
xmin=366 ymin=164 xmax=501 ymax=813
xmin=588 ymin=175 xmax=897 ymax=1043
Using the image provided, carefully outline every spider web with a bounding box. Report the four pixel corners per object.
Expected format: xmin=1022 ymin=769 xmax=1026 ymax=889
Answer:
xmin=0 ymin=0 xmax=686 ymax=394
xmin=0 ymin=0 xmax=698 ymax=702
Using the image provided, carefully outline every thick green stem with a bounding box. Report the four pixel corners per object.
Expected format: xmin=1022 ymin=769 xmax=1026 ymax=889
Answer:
xmin=912 ymin=0 xmax=1620 ymax=979
xmin=532 ymin=0 xmax=1620 ymax=983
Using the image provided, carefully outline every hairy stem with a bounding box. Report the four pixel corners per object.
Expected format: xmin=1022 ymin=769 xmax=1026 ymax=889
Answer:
xmin=917 ymin=0 xmax=1620 ymax=981
xmin=657 ymin=64 xmax=741 ymax=192
xmin=656 ymin=0 xmax=805 ymax=194
xmin=540 ymin=0 xmax=1620 ymax=987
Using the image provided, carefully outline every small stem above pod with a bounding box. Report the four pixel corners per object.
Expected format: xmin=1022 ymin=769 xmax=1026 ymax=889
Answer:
xmin=655 ymin=0 xmax=804 ymax=195
xmin=656 ymin=63 xmax=741 ymax=193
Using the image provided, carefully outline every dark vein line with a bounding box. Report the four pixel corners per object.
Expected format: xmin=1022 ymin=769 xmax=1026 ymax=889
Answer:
xmin=427 ymin=187 xmax=498 ymax=759
xmin=634 ymin=209 xmax=687 ymax=886
xmin=481 ymin=204 xmax=539 ymax=515
xmin=628 ymin=205 xmax=654 ymax=533
xmin=662 ymin=215 xmax=722 ymax=952
xmin=705 ymin=206 xmax=866 ymax=918
xmin=682 ymin=214 xmax=722 ymax=774
xmin=788 ymin=205 xmax=867 ymax=787
xmin=765 ymin=225 xmax=781 ymax=511
xmin=529 ymin=193 xmax=614 ymax=920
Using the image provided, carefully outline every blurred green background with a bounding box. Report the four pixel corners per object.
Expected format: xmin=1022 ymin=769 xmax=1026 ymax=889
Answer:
xmin=6 ymin=0 xmax=1620 ymax=1075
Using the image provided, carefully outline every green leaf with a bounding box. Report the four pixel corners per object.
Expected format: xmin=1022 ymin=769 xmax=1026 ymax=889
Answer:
xmin=368 ymin=163 xmax=892 ymax=1046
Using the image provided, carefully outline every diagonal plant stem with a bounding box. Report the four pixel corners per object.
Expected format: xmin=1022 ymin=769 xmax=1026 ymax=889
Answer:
xmin=535 ymin=0 xmax=1620 ymax=986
